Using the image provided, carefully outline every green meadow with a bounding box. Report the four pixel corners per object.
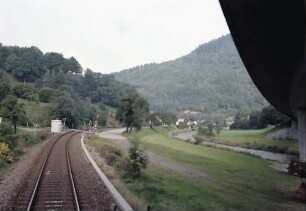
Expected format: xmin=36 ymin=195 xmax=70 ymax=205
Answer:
xmin=87 ymin=128 xmax=304 ymax=211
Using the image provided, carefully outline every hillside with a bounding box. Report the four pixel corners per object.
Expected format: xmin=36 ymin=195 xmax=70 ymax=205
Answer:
xmin=0 ymin=43 xmax=137 ymax=128
xmin=115 ymin=35 xmax=267 ymax=116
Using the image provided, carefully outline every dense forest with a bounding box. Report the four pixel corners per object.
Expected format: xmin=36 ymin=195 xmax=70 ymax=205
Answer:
xmin=115 ymin=35 xmax=267 ymax=118
xmin=0 ymin=43 xmax=136 ymax=128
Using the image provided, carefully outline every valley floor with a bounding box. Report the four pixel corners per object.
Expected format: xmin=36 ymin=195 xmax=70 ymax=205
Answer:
xmin=86 ymin=127 xmax=305 ymax=211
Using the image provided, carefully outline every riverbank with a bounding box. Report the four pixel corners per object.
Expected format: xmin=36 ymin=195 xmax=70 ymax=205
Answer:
xmin=172 ymin=127 xmax=299 ymax=157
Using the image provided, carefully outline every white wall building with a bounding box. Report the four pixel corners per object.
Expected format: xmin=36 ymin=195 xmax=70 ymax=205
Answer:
xmin=51 ymin=120 xmax=62 ymax=133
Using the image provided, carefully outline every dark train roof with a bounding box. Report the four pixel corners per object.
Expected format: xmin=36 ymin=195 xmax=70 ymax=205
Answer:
xmin=219 ymin=0 xmax=305 ymax=119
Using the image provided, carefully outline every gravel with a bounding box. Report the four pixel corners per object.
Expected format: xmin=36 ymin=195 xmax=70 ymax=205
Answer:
xmin=0 ymin=135 xmax=55 ymax=210
xmin=0 ymin=132 xmax=117 ymax=210
xmin=69 ymin=133 xmax=117 ymax=210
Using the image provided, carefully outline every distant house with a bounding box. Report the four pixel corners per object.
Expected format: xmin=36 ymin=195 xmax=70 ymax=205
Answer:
xmin=176 ymin=118 xmax=185 ymax=126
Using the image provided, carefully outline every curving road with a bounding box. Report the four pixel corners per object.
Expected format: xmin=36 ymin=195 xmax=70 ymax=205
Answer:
xmin=97 ymin=128 xmax=207 ymax=178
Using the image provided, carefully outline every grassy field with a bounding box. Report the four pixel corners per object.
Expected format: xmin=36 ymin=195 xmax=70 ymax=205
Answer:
xmin=87 ymin=128 xmax=304 ymax=211
xmin=204 ymin=127 xmax=299 ymax=155
xmin=18 ymin=99 xmax=49 ymax=126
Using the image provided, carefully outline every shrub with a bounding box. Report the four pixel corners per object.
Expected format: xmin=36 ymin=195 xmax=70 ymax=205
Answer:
xmin=0 ymin=142 xmax=14 ymax=163
xmin=198 ymin=124 xmax=215 ymax=137
xmin=12 ymin=84 xmax=37 ymax=101
xmin=98 ymin=114 xmax=107 ymax=126
xmin=0 ymin=122 xmax=13 ymax=137
xmin=127 ymin=142 xmax=149 ymax=177
xmin=194 ymin=136 xmax=203 ymax=145
xmin=35 ymin=130 xmax=50 ymax=141
xmin=38 ymin=87 xmax=56 ymax=103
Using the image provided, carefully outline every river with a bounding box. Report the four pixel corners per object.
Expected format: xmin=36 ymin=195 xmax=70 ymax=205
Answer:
xmin=172 ymin=131 xmax=294 ymax=164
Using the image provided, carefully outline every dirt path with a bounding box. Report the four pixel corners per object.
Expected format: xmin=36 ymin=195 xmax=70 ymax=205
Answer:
xmin=97 ymin=129 xmax=207 ymax=178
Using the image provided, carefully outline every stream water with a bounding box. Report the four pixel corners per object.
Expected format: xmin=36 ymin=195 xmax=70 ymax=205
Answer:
xmin=172 ymin=131 xmax=294 ymax=164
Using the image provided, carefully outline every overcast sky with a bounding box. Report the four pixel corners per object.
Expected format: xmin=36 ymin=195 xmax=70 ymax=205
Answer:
xmin=0 ymin=0 xmax=229 ymax=73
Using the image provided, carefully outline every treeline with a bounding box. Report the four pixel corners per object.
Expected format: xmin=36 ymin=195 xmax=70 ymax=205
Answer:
xmin=230 ymin=105 xmax=291 ymax=130
xmin=0 ymin=44 xmax=81 ymax=82
xmin=0 ymin=72 xmax=109 ymax=128
xmin=0 ymin=43 xmax=135 ymax=106
xmin=0 ymin=43 xmax=138 ymax=128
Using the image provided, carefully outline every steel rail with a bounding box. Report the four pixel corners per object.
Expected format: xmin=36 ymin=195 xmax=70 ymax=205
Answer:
xmin=66 ymin=132 xmax=81 ymax=211
xmin=26 ymin=131 xmax=74 ymax=211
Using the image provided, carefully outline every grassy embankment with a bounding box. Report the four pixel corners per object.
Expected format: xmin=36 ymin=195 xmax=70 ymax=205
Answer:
xmin=86 ymin=127 xmax=304 ymax=211
xmin=0 ymin=157 xmax=11 ymax=174
xmin=0 ymin=125 xmax=50 ymax=175
xmin=18 ymin=98 xmax=49 ymax=127
xmin=195 ymin=127 xmax=299 ymax=155
xmin=0 ymin=96 xmax=50 ymax=174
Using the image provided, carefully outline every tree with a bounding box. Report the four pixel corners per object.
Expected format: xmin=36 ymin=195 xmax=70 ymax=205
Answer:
xmin=249 ymin=110 xmax=266 ymax=129
xmin=230 ymin=112 xmax=250 ymax=130
xmin=215 ymin=125 xmax=222 ymax=136
xmin=38 ymin=87 xmax=57 ymax=103
xmin=260 ymin=105 xmax=291 ymax=127
xmin=11 ymin=47 xmax=44 ymax=82
xmin=43 ymin=52 xmax=65 ymax=72
xmin=4 ymin=53 xmax=19 ymax=73
xmin=97 ymin=113 xmax=107 ymax=126
xmin=0 ymin=75 xmax=10 ymax=101
xmin=116 ymin=92 xmax=149 ymax=132
xmin=62 ymin=57 xmax=82 ymax=74
xmin=207 ymin=123 xmax=215 ymax=136
xmin=0 ymin=95 xmax=25 ymax=133
xmin=0 ymin=121 xmax=13 ymax=137
xmin=146 ymin=112 xmax=163 ymax=127
xmin=0 ymin=44 xmax=10 ymax=68
xmin=12 ymin=84 xmax=37 ymax=101
xmin=48 ymin=93 xmax=81 ymax=128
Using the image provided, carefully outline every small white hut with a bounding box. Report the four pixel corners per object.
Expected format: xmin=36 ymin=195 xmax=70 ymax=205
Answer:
xmin=51 ymin=120 xmax=62 ymax=133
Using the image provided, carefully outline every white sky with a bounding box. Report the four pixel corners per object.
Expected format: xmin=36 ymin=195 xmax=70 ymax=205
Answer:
xmin=0 ymin=0 xmax=229 ymax=73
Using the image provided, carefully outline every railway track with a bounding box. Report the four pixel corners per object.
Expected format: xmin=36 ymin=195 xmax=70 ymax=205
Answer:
xmin=13 ymin=131 xmax=119 ymax=210
xmin=16 ymin=131 xmax=81 ymax=210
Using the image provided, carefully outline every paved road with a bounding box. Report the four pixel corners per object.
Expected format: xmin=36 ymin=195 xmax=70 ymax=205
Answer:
xmin=97 ymin=128 xmax=207 ymax=178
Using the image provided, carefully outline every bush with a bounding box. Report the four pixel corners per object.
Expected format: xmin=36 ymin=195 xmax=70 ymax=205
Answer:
xmin=34 ymin=130 xmax=50 ymax=141
xmin=0 ymin=142 xmax=14 ymax=163
xmin=12 ymin=84 xmax=37 ymax=101
xmin=194 ymin=135 xmax=203 ymax=145
xmin=126 ymin=142 xmax=149 ymax=177
xmin=38 ymin=87 xmax=56 ymax=103
xmin=0 ymin=122 xmax=13 ymax=137
xmin=98 ymin=114 xmax=107 ymax=126
xmin=198 ymin=124 xmax=215 ymax=137
xmin=2 ymin=134 xmax=18 ymax=149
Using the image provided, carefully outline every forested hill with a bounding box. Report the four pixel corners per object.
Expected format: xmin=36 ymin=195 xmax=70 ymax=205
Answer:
xmin=115 ymin=34 xmax=266 ymax=116
xmin=0 ymin=43 xmax=137 ymax=128
xmin=0 ymin=43 xmax=134 ymax=107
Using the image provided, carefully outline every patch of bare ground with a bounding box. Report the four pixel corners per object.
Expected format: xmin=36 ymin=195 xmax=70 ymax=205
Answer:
xmin=0 ymin=135 xmax=53 ymax=209
xmin=85 ymin=143 xmax=147 ymax=210
xmin=277 ymin=185 xmax=305 ymax=211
